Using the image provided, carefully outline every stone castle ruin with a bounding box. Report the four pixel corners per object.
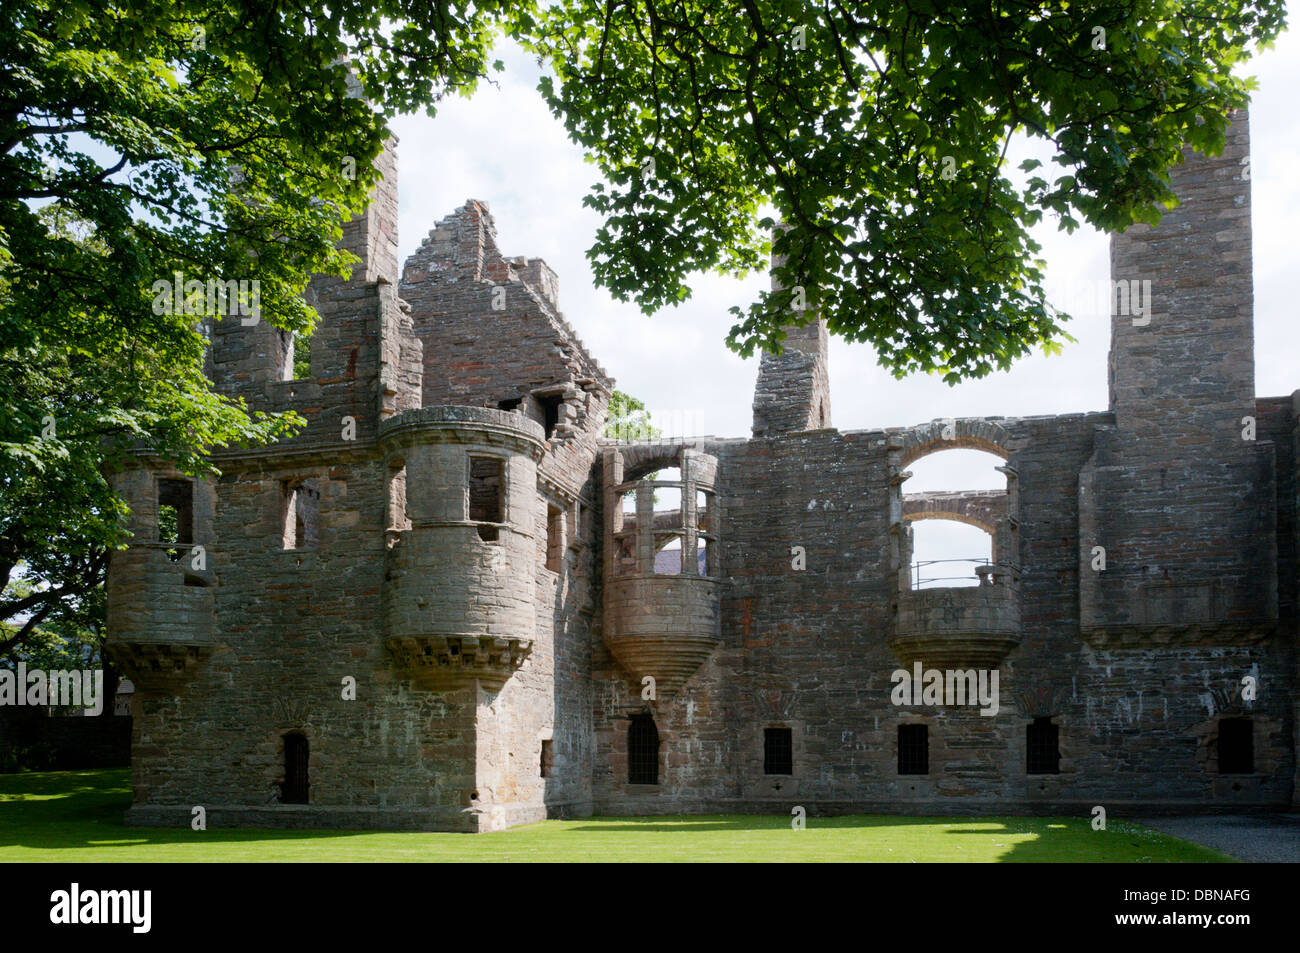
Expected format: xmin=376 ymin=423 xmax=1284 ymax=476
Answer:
xmin=105 ymin=109 xmax=1299 ymax=830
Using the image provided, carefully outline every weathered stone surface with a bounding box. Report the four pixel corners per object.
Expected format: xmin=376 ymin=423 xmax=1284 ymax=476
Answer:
xmin=106 ymin=108 xmax=1300 ymax=830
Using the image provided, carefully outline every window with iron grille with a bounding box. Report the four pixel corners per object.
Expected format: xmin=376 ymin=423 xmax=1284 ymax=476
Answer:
xmin=764 ymin=727 xmax=793 ymax=775
xmin=897 ymin=724 xmax=928 ymax=775
xmin=1218 ymin=717 xmax=1254 ymax=774
xmin=1027 ymin=717 xmax=1060 ymax=774
xmin=281 ymin=733 xmax=309 ymax=804
xmin=627 ymin=714 xmax=659 ymax=785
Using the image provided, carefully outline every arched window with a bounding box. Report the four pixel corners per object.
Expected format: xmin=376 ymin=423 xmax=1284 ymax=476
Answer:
xmin=628 ymin=714 xmax=659 ymax=785
xmin=282 ymin=733 xmax=309 ymax=804
xmin=900 ymin=448 xmax=1007 ymax=588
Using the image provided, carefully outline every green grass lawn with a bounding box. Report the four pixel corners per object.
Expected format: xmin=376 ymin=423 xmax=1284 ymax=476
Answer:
xmin=0 ymin=769 xmax=1233 ymax=862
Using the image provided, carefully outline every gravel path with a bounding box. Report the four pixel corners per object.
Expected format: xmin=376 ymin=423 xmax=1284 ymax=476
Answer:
xmin=1137 ymin=814 xmax=1300 ymax=862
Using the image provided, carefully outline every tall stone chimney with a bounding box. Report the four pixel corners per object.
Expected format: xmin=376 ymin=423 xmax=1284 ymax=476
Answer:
xmin=751 ymin=237 xmax=831 ymax=437
xmin=1080 ymin=108 xmax=1276 ymax=642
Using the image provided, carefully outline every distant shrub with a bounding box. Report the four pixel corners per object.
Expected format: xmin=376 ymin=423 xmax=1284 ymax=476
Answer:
xmin=0 ymin=742 xmax=58 ymax=773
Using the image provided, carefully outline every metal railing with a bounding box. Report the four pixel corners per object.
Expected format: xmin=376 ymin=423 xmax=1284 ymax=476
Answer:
xmin=911 ymin=556 xmax=991 ymax=589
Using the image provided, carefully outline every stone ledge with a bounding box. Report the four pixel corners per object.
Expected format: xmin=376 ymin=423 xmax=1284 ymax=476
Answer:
xmin=589 ymin=797 xmax=1295 ymax=818
xmin=383 ymin=633 xmax=533 ymax=690
xmin=602 ymin=632 xmax=722 ymax=698
xmin=378 ymin=404 xmax=546 ymax=451
xmin=104 ymin=641 xmax=215 ymax=684
xmin=125 ymin=803 xmax=487 ymax=833
xmin=1081 ymin=620 xmax=1279 ymax=648
xmin=890 ymin=584 xmax=1020 ymax=668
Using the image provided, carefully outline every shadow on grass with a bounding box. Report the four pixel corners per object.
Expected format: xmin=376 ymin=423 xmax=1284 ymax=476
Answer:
xmin=0 ymin=769 xmax=361 ymax=851
xmin=0 ymin=770 xmax=1235 ymax=862
xmin=555 ymin=814 xmax=1233 ymax=862
xmin=561 ymin=815 xmax=949 ymax=833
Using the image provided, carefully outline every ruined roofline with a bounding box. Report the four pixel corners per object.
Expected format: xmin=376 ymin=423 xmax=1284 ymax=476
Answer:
xmin=405 ymin=199 xmax=613 ymax=391
xmin=597 ymin=435 xmax=730 ymax=448
xmin=597 ymin=412 xmax=1124 ymax=449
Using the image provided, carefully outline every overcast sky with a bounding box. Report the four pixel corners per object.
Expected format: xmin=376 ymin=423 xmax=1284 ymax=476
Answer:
xmin=389 ymin=28 xmax=1299 ymax=579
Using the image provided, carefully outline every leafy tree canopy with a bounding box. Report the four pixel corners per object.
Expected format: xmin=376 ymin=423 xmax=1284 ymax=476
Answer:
xmin=604 ymin=389 xmax=662 ymax=441
xmin=1 ymin=0 xmax=510 ymax=648
xmin=513 ymin=0 xmax=1285 ymax=380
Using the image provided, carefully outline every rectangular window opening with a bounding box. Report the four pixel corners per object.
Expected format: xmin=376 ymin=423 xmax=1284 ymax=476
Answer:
xmin=545 ymin=504 xmax=564 ymax=572
xmin=281 ymin=733 xmax=309 ymax=804
xmin=764 ymin=727 xmax=793 ymax=775
xmin=283 ymin=478 xmax=320 ymax=550
xmin=615 ymin=535 xmax=636 ymax=575
xmin=291 ymin=329 xmax=312 ymax=380
xmin=540 ymin=739 xmax=554 ymax=779
xmin=696 ymin=490 xmax=711 ymax=533
xmin=898 ymin=724 xmax=929 ymax=775
xmin=653 ymin=534 xmax=683 ymax=575
xmin=158 ymin=479 xmax=194 ymax=547
xmin=538 ymin=394 xmax=562 ymax=439
xmin=1027 ymin=717 xmax=1060 ymax=775
xmin=1218 ymin=717 xmax=1254 ymax=774
xmin=628 ymin=714 xmax=659 ymax=785
xmin=569 ymin=502 xmax=584 ymax=547
xmin=277 ymin=328 xmax=294 ymax=382
xmin=468 ymin=456 xmax=504 ymax=526
xmin=387 ymin=464 xmax=409 ymax=533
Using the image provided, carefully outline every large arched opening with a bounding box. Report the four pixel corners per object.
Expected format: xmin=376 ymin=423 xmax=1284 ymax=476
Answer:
xmin=899 ymin=446 xmax=1010 ymax=589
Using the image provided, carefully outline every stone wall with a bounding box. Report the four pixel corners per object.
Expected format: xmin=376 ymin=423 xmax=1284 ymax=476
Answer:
xmin=107 ymin=105 xmax=1298 ymax=830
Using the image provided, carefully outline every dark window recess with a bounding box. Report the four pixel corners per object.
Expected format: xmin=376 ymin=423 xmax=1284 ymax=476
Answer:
xmin=898 ymin=724 xmax=929 ymax=775
xmin=469 ymin=457 xmax=504 ymax=544
xmin=498 ymin=397 xmax=523 ymax=412
xmin=281 ymin=733 xmax=309 ymax=804
xmin=540 ymin=740 xmax=554 ymax=779
xmin=538 ymin=394 xmax=563 ymax=439
xmin=1027 ymin=717 xmax=1060 ymax=775
xmin=158 ymin=479 xmax=194 ymax=546
xmin=1218 ymin=718 xmax=1254 ymax=774
xmin=628 ymin=714 xmax=659 ymax=785
xmin=764 ymin=727 xmax=793 ymax=775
